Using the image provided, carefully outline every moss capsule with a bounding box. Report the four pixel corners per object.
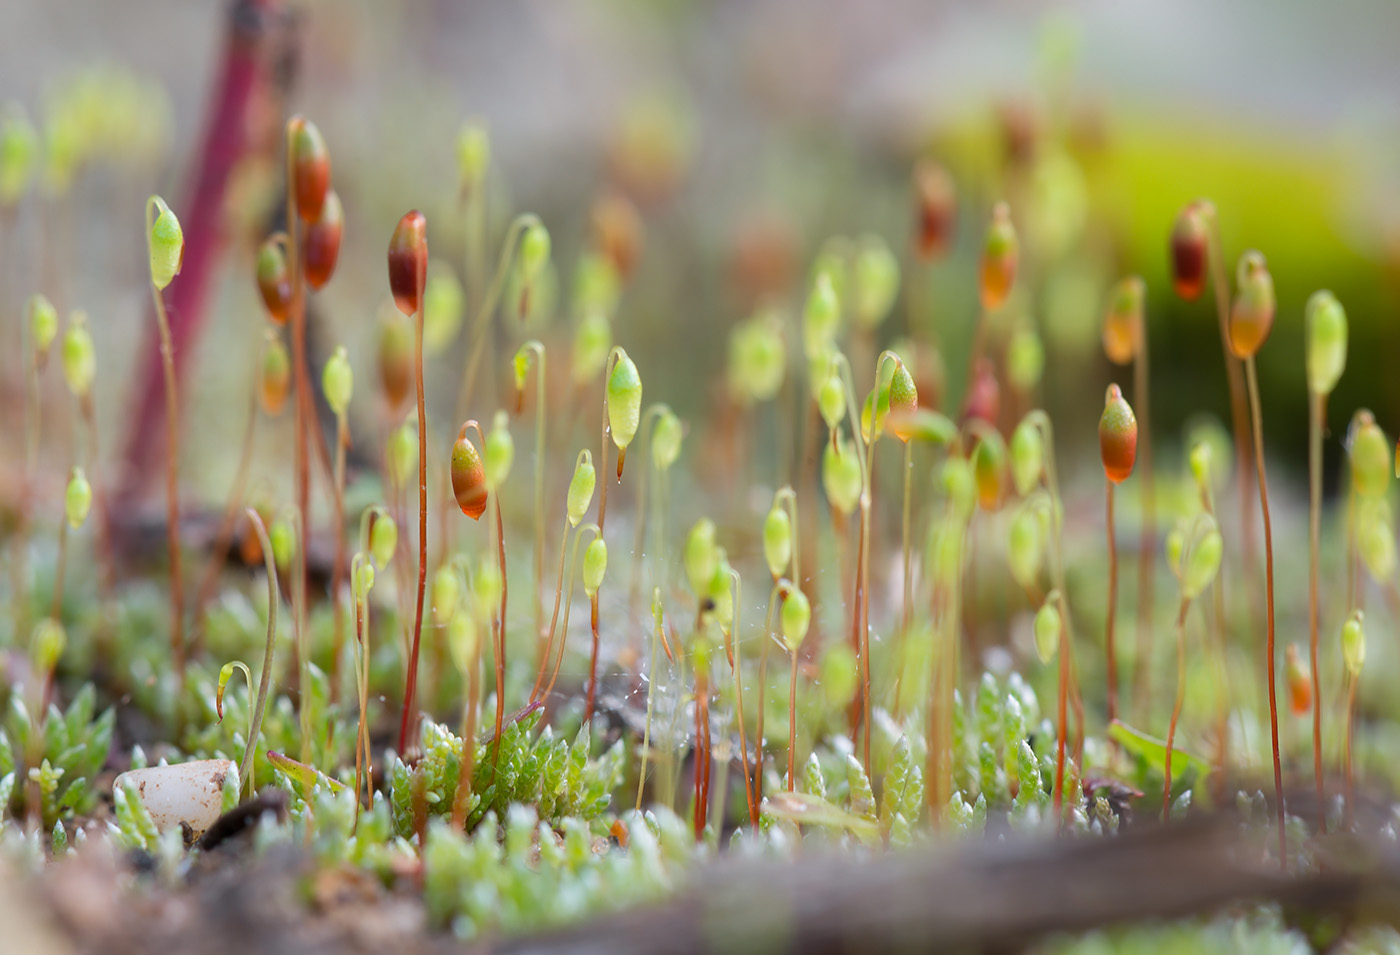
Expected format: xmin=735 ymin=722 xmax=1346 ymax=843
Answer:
xmin=1304 ymin=290 xmax=1347 ymax=396
xmin=61 ymin=311 xmax=96 ymax=398
xmin=369 ymin=513 xmax=397 ymax=568
xmin=302 ymin=189 xmax=342 ymax=290
xmin=607 ymin=350 xmax=642 ymax=453
xmin=1169 ymin=201 xmax=1209 ymax=302
xmin=1341 ymin=610 xmax=1365 ymax=677
xmin=1101 ymin=276 xmax=1144 ymax=366
xmin=321 ymin=345 xmax=352 ymax=418
xmin=567 ymin=451 xmax=597 ymax=527
xmin=255 ymin=239 xmax=292 ymax=324
xmin=27 ymin=293 xmax=57 ymax=365
xmin=1098 ymin=383 xmax=1137 ymax=484
xmin=1227 ymin=251 xmax=1275 ymax=359
xmin=484 ymin=410 xmax=514 ymax=490
xmin=684 ymin=519 xmax=718 ymax=598
xmin=65 ymin=467 xmax=91 ymax=529
xmin=763 ymin=503 xmax=792 ymax=580
xmin=583 ymin=538 xmax=608 ymax=599
xmin=387 ymin=210 xmax=428 ymax=315
xmin=259 ymin=333 xmax=291 ymax=416
xmin=451 ymin=426 xmax=488 ymax=521
xmin=146 ymin=196 xmax=184 ymax=291
xmin=979 ymin=202 xmax=1018 ymax=311
xmin=378 ymin=313 xmax=413 ymax=409
xmin=913 ymin=159 xmax=955 ymax=260
xmin=886 ymin=358 xmax=918 ymax=443
xmin=780 ymin=588 xmax=811 ymax=653
xmin=290 ymin=118 xmax=331 ymax=221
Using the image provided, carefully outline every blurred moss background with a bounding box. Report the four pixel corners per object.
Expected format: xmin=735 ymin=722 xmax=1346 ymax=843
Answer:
xmin=3 ymin=0 xmax=1400 ymax=503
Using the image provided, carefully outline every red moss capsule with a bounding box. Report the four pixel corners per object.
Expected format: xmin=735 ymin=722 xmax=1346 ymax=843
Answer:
xmin=302 ymin=189 xmax=342 ymax=290
xmin=379 ymin=313 xmax=413 ymax=409
xmin=290 ymin=117 xmax=331 ymax=222
xmin=451 ymin=426 xmax=488 ymax=520
xmin=592 ymin=189 xmax=643 ymax=280
xmin=1099 ymin=383 xmax=1137 ymax=484
xmin=961 ymin=358 xmax=1000 ymax=428
xmin=387 ymin=210 xmax=428 ymax=316
xmin=913 ymin=159 xmax=955 ymax=261
xmin=1227 ymin=250 xmax=1275 ymax=360
xmin=255 ymin=239 xmax=292 ymax=324
xmin=1285 ymin=644 xmax=1312 ymax=716
xmin=1169 ymin=201 xmax=1210 ymax=302
xmin=979 ymin=202 xmax=1018 ymax=311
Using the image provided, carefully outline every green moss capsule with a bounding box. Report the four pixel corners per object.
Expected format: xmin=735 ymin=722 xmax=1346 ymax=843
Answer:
xmin=61 ymin=311 xmax=96 ymax=398
xmin=780 ymin=588 xmax=811 ymax=653
xmin=27 ymin=294 xmax=57 ymax=365
xmin=817 ymin=369 xmax=846 ymax=433
xmin=973 ymin=430 xmax=1007 ymax=511
xmin=369 ymin=513 xmax=397 ymax=568
xmin=727 ymin=311 xmax=785 ymax=405
xmin=1304 ymin=290 xmax=1347 ymax=396
xmin=652 ymin=410 xmax=683 ymax=472
xmin=822 ymin=435 xmax=862 ymax=517
xmin=321 ymin=345 xmax=353 ymax=418
xmin=448 ymin=611 xmax=479 ymax=677
xmin=583 ymin=538 xmax=608 ymax=599
xmin=456 ymin=122 xmax=490 ymax=191
xmin=851 ymin=235 xmax=900 ymax=330
xmin=1009 ymin=418 xmax=1043 ymax=497
xmin=803 ymin=272 xmax=840 ymax=359
xmin=473 ymin=561 xmax=503 ymax=621
xmin=1005 ymin=326 xmax=1044 ymax=394
xmin=353 ymin=558 xmax=376 ymax=600
xmin=30 ymin=617 xmax=66 ymax=677
xmin=146 ymin=196 xmax=184 ymax=291
xmin=1182 ymin=519 xmax=1222 ymax=601
xmin=1350 ymin=411 xmax=1390 ymax=500
xmin=1007 ymin=505 xmax=1045 ymax=591
xmin=684 ymin=519 xmax=718 ymax=598
xmin=432 ymin=564 xmax=460 ymax=628
xmin=65 ymin=467 xmax=91 ymax=529
xmin=572 ymin=312 xmax=613 ymax=385
xmin=1341 ymin=610 xmax=1365 ymax=677
xmin=567 ymin=451 xmax=597 ymax=527
xmin=518 ymin=223 xmax=552 ymax=286
xmin=388 ymin=416 xmax=419 ymax=489
xmin=269 ymin=514 xmax=296 ymax=573
xmin=0 ymin=103 xmax=39 ymax=206
xmin=763 ymin=502 xmax=792 ymax=580
xmin=607 ymin=350 xmax=642 ymax=452
xmin=1033 ymin=598 xmax=1061 ymax=664
xmin=423 ymin=264 xmax=465 ymax=355
xmin=484 ymin=410 xmax=514 ymax=491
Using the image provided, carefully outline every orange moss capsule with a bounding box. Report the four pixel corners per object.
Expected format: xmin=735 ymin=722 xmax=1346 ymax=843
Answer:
xmin=887 ymin=359 xmax=918 ymax=443
xmin=591 ymin=189 xmax=643 ymax=280
xmin=913 ymin=159 xmax=955 ymax=261
xmin=387 ymin=210 xmax=428 ymax=316
xmin=1227 ymin=250 xmax=1275 ymax=359
xmin=255 ymin=238 xmax=292 ymax=324
xmin=379 ymin=313 xmax=413 ymax=410
xmin=302 ymin=189 xmax=342 ymax=290
xmin=973 ymin=430 xmax=1007 ymax=512
xmin=258 ymin=332 xmax=290 ymax=415
xmin=290 ymin=117 xmax=331 ymax=222
xmin=1285 ymin=644 xmax=1312 ymax=716
xmin=1169 ymin=201 xmax=1210 ymax=302
xmin=979 ymin=202 xmax=1018 ymax=311
xmin=1102 ymin=276 xmax=1144 ymax=366
xmin=451 ymin=425 xmax=488 ymax=521
xmin=1099 ymin=383 xmax=1137 ymax=484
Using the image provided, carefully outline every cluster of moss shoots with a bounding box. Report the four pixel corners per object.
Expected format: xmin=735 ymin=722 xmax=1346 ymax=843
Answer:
xmin=0 ymin=91 xmax=1395 ymax=940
